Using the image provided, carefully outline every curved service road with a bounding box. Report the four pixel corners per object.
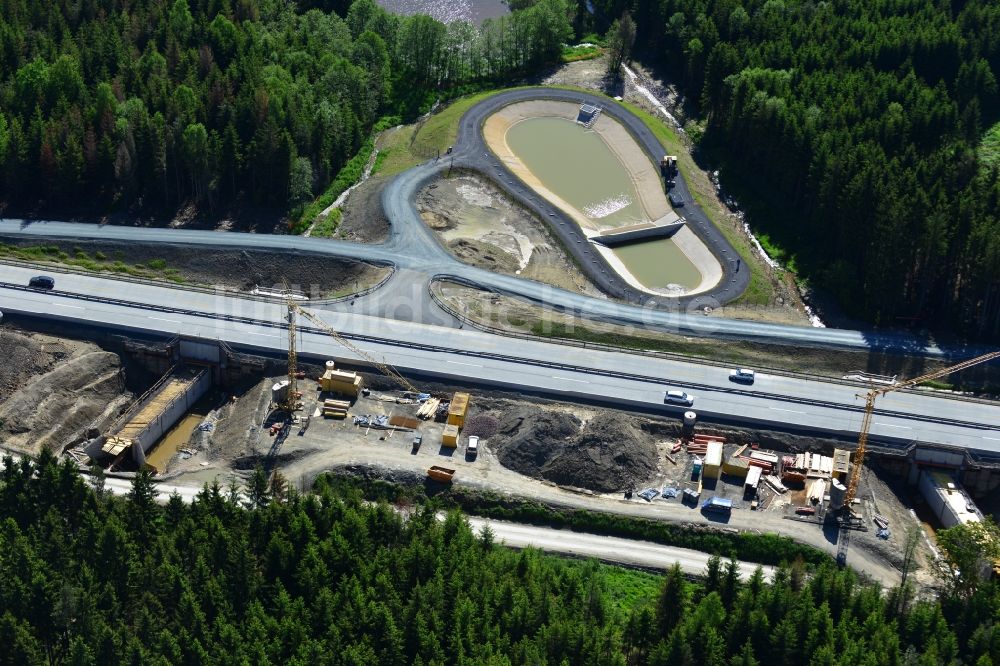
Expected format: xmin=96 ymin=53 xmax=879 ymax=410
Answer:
xmin=0 ymin=87 xmax=989 ymax=357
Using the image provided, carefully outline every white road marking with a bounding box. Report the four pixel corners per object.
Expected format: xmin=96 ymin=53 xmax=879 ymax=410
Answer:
xmin=246 ymin=331 xmax=278 ymax=338
xmin=769 ymin=407 xmax=806 ymax=414
xmin=52 ymin=302 xmax=84 ymax=309
xmin=148 ymin=316 xmax=181 ymax=323
xmin=447 ymin=360 xmax=481 ymax=367
xmin=983 ymin=436 xmax=1000 ymax=441
xmin=553 ymin=376 xmax=588 ymax=383
xmin=880 ymin=424 xmax=911 ymax=429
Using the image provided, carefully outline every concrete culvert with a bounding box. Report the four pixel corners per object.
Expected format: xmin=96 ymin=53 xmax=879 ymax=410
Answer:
xmin=493 ymin=408 xmax=657 ymax=493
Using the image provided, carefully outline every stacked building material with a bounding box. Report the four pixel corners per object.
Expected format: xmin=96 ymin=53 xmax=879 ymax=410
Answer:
xmin=417 ymin=398 xmax=440 ymax=419
xmin=322 ymin=398 xmax=351 ymax=418
xmin=745 ymin=451 xmax=778 ymax=474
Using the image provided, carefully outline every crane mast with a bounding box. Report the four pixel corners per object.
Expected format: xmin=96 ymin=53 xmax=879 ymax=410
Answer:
xmin=843 ymin=349 xmax=1000 ymax=510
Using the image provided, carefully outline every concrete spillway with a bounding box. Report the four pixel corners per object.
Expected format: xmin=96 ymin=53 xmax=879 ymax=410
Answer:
xmin=103 ymin=365 xmax=211 ymax=466
xmin=591 ymin=214 xmax=686 ymax=248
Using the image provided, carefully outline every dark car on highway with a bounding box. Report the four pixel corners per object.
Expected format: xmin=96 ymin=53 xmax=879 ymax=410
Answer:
xmin=28 ymin=275 xmax=55 ymax=290
xmin=668 ymin=193 xmax=684 ymax=207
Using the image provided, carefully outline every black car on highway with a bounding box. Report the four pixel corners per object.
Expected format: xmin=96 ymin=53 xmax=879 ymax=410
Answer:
xmin=28 ymin=275 xmax=55 ymax=290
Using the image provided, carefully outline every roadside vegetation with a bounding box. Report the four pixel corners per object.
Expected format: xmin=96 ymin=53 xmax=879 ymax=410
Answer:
xmin=0 ymin=244 xmax=186 ymax=283
xmin=320 ymin=474 xmax=830 ymax=567
xmin=0 ymin=451 xmax=997 ymax=664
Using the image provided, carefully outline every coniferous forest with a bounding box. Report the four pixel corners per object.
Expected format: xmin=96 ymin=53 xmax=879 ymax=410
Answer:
xmin=0 ymin=452 xmax=997 ymax=665
xmin=0 ymin=0 xmax=571 ymax=216
xmin=588 ymin=0 xmax=1000 ymax=338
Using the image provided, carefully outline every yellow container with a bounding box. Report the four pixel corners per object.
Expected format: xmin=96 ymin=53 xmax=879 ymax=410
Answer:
xmin=447 ymin=392 xmax=470 ymax=427
xmin=442 ymin=424 xmax=459 ymax=447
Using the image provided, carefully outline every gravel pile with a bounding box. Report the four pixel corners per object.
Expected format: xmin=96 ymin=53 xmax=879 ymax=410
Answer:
xmin=493 ymin=408 xmax=657 ymax=492
xmin=463 ymin=414 xmax=500 ymax=439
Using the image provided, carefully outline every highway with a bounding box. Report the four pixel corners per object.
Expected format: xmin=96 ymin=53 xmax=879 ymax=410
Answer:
xmin=1 ymin=264 xmax=999 ymax=457
xmin=0 ymin=87 xmax=981 ymax=356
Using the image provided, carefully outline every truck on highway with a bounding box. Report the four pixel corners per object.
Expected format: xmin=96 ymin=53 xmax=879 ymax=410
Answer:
xmin=702 ymin=496 xmax=733 ymax=515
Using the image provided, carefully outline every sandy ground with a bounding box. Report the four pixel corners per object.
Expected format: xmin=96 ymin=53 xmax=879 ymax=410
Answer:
xmin=148 ymin=367 xmax=953 ymax=586
xmin=417 ymin=173 xmax=604 ymax=297
xmin=160 ymin=378 xmax=911 ymax=585
xmin=481 ymin=99 xmax=721 ymax=296
xmin=0 ymin=330 xmax=133 ymax=455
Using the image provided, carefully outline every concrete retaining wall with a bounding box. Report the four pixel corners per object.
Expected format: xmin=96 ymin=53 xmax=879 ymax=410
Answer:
xmin=128 ymin=366 xmax=211 ymax=465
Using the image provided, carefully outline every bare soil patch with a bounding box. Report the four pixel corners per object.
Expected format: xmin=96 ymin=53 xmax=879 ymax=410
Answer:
xmin=336 ymin=175 xmax=391 ymax=243
xmin=0 ymin=331 xmax=132 ymax=455
xmin=417 ymin=173 xmax=604 ymax=296
xmin=493 ymin=407 xmax=657 ymax=492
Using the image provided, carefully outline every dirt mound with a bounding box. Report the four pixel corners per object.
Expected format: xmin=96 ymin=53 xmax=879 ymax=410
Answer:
xmin=493 ymin=408 xmax=656 ymax=492
xmin=0 ymin=344 xmax=129 ymax=454
xmin=448 ymin=238 xmax=520 ymax=274
xmin=464 ymin=414 xmax=499 ymax=439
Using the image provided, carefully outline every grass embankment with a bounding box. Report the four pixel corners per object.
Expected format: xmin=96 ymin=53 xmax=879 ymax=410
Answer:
xmin=0 ymin=244 xmax=185 ymax=283
xmin=319 ymin=473 xmax=831 ymax=569
xmin=615 ymin=100 xmax=778 ymax=306
xmin=292 ymin=116 xmax=400 ymax=235
xmin=374 ymin=90 xmax=504 ymax=177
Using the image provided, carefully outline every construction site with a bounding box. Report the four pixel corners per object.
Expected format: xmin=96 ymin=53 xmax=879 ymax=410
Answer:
xmin=0 ymin=278 xmax=998 ymax=589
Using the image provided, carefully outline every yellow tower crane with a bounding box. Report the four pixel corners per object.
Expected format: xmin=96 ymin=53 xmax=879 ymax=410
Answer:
xmin=283 ymin=296 xmax=299 ymax=412
xmin=837 ymin=349 xmax=1000 ymax=565
xmin=288 ymin=300 xmax=420 ymax=395
xmin=844 ymin=349 xmax=1000 ymax=509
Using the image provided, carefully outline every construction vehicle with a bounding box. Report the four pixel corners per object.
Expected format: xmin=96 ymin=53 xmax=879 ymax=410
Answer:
xmin=837 ymin=349 xmax=1000 ymax=566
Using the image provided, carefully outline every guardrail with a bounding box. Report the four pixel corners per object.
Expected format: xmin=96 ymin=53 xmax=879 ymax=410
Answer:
xmin=0 ymin=255 xmax=396 ymax=305
xmin=0 ymin=277 xmax=995 ymax=433
xmin=427 ymin=276 xmax=1000 ymax=409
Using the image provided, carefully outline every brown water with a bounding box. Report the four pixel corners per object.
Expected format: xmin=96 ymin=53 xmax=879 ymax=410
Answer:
xmin=145 ymin=413 xmax=204 ymax=472
xmin=506 ymin=117 xmax=645 ymax=228
xmin=611 ymin=238 xmax=701 ymax=290
xmin=504 ymin=116 xmax=701 ymax=290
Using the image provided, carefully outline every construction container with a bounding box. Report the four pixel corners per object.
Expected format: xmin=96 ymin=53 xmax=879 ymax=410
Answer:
xmin=832 ymin=449 xmax=851 ymax=478
xmin=704 ymin=441 xmax=723 ymax=479
xmin=723 ymin=456 xmax=749 ymax=478
xmin=442 ymin=424 xmax=459 ymax=447
xmin=427 ymin=466 xmax=456 ymax=482
xmin=321 ymin=369 xmax=363 ymax=396
xmin=744 ymin=465 xmax=762 ymax=492
xmin=447 ymin=392 xmax=470 ymax=427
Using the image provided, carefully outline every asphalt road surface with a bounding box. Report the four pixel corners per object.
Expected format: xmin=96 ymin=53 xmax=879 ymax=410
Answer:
xmin=0 ymin=88 xmax=982 ymax=356
xmin=2 ymin=265 xmax=999 ymax=459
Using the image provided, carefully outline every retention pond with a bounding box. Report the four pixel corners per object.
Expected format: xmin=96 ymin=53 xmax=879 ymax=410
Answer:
xmin=504 ymin=116 xmax=701 ymax=291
